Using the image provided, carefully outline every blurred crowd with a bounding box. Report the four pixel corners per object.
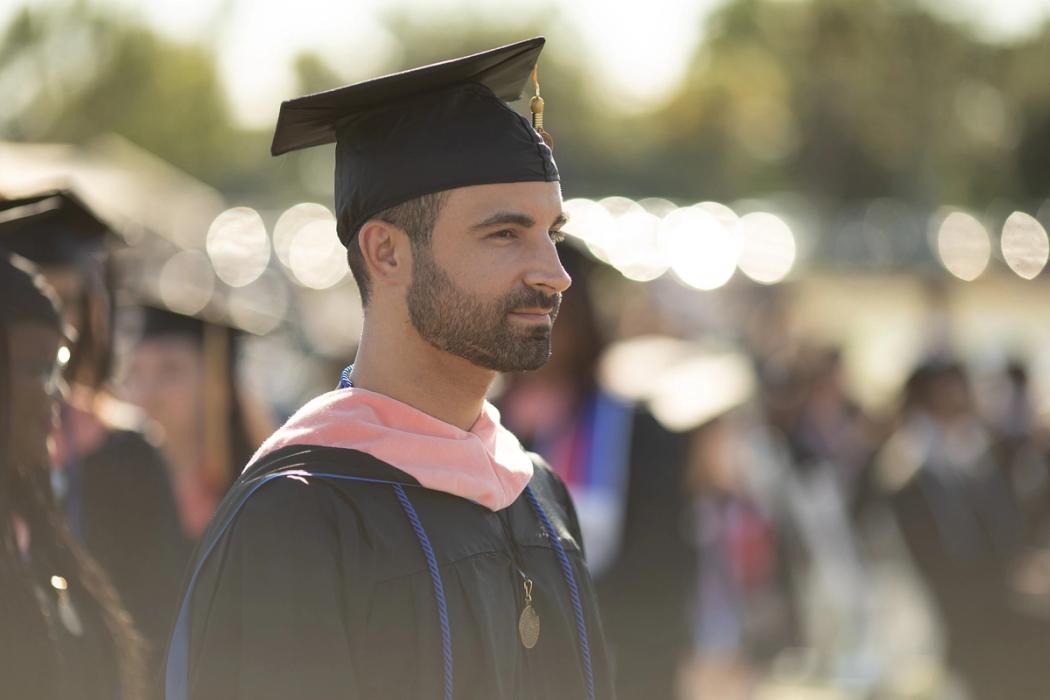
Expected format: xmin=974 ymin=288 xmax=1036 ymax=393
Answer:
xmin=2 ymin=183 xmax=1050 ymax=700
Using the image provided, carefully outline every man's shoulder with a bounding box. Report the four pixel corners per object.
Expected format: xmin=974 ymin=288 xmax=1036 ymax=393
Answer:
xmin=525 ymin=451 xmax=567 ymax=495
xmin=203 ymin=445 xmax=408 ymax=547
xmin=243 ymin=444 xmax=421 ymax=484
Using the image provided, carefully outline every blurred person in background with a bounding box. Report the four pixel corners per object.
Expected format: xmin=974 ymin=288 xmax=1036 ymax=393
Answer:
xmin=786 ymin=346 xmax=876 ymax=497
xmin=874 ymin=358 xmax=1047 ymax=699
xmin=0 ymin=251 xmax=144 ymax=700
xmin=0 ymin=190 xmax=186 ymax=694
xmin=763 ymin=347 xmax=878 ymax=685
xmin=986 ymin=358 xmax=1050 ymax=544
xmin=499 ymin=243 xmax=694 ymax=700
xmin=681 ymin=404 xmax=799 ymax=700
xmin=121 ymin=306 xmax=274 ymax=540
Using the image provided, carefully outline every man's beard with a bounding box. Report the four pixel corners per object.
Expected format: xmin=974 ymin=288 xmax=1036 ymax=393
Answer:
xmin=406 ymin=247 xmax=561 ymax=372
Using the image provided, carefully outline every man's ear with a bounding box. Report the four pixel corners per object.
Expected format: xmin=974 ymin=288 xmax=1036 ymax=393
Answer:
xmin=358 ymin=220 xmax=411 ymax=289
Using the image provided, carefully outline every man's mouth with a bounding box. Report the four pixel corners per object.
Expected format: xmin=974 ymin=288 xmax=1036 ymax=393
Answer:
xmin=508 ymin=308 xmax=554 ymax=322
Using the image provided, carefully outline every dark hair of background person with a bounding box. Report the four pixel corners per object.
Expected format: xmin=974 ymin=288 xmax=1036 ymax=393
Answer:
xmin=0 ymin=254 xmax=144 ymax=700
xmin=64 ymin=255 xmax=117 ymax=390
xmin=346 ymin=192 xmax=449 ymax=306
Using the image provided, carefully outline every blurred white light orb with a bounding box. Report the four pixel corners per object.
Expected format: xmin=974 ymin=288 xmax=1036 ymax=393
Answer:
xmin=158 ymin=250 xmax=215 ymax=315
xmin=1001 ymin=211 xmax=1049 ymax=280
xmin=563 ymin=198 xmax=617 ymax=262
xmin=936 ymin=211 xmax=990 ymax=281
xmin=288 ymin=218 xmax=347 ymax=289
xmin=599 ymin=196 xmax=643 ymax=218
xmin=273 ymin=203 xmax=334 ymax=269
xmin=637 ymin=197 xmax=678 ymax=217
xmin=608 ymin=209 xmax=668 ymax=282
xmin=737 ymin=212 xmax=797 ymax=284
xmin=662 ymin=206 xmax=740 ymax=290
xmin=694 ymin=201 xmax=740 ymax=230
xmin=205 ymin=207 xmax=271 ymax=288
xmin=57 ymin=346 xmax=71 ymax=366
xmin=227 ymin=272 xmax=289 ymax=335
xmin=649 ymin=352 xmax=755 ymax=432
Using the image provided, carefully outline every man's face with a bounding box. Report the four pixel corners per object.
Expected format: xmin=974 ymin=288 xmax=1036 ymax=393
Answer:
xmin=405 ymin=181 xmax=571 ymax=372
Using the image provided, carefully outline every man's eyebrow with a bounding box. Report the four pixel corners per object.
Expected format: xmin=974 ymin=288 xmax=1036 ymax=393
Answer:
xmin=470 ymin=211 xmax=536 ymax=230
xmin=469 ymin=211 xmax=570 ymax=231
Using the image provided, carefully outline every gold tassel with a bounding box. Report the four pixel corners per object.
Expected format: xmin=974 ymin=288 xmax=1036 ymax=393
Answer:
xmin=530 ymin=65 xmax=554 ymax=151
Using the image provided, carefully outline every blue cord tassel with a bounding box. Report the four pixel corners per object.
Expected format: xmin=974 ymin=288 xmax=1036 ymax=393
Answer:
xmin=525 ymin=485 xmax=596 ymax=700
xmin=394 ymin=485 xmax=455 ymax=700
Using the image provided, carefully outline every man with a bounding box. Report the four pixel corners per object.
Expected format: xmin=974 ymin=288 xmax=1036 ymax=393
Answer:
xmin=167 ymin=38 xmax=615 ymax=700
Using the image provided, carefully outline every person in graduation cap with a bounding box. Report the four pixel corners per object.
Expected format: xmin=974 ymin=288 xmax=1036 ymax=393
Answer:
xmin=0 ymin=191 xmax=187 ymax=695
xmin=166 ymin=38 xmax=615 ymax=700
xmin=121 ymin=305 xmax=274 ymax=540
xmin=0 ymin=251 xmax=145 ymax=700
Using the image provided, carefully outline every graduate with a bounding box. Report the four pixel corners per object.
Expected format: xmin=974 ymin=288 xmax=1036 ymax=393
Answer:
xmin=167 ymin=38 xmax=615 ymax=700
xmin=0 ymin=252 xmax=144 ymax=700
xmin=0 ymin=191 xmax=187 ymax=694
xmin=122 ymin=305 xmax=274 ymax=540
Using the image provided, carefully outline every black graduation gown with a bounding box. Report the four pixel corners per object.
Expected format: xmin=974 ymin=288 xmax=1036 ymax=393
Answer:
xmin=167 ymin=444 xmax=615 ymax=700
xmin=590 ymin=410 xmax=694 ymax=700
xmin=73 ymin=428 xmax=189 ymax=691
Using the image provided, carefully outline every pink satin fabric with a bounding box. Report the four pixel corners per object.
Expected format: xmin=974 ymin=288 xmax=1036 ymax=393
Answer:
xmin=249 ymin=387 xmax=534 ymax=511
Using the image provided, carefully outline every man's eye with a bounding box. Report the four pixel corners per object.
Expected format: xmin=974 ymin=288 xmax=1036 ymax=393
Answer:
xmin=489 ymin=229 xmax=517 ymax=240
xmin=549 ymin=229 xmax=566 ymax=244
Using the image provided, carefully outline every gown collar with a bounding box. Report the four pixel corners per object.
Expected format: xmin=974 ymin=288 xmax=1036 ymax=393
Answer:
xmin=248 ymin=386 xmax=534 ymax=511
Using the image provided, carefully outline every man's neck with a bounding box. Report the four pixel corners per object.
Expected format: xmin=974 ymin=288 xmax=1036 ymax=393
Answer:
xmin=350 ymin=319 xmax=496 ymax=432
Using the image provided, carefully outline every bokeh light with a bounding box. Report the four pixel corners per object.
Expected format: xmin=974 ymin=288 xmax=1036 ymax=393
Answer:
xmin=637 ymin=197 xmax=678 ymax=217
xmin=1001 ymin=211 xmax=1049 ymax=280
xmin=287 ymin=217 xmax=347 ymax=289
xmin=157 ymin=249 xmax=215 ymax=316
xmin=935 ymin=210 xmax=991 ymax=281
xmin=598 ymin=335 xmax=695 ymax=402
xmin=563 ymin=198 xmax=616 ymax=262
xmin=649 ymin=351 xmax=755 ymax=432
xmin=737 ymin=212 xmax=797 ymax=284
xmin=607 ymin=209 xmax=668 ymax=282
xmin=273 ymin=202 xmax=334 ymax=269
xmin=227 ymin=270 xmax=290 ymax=335
xmin=662 ymin=205 xmax=740 ymax=290
xmin=695 ymin=201 xmax=740 ymax=230
xmin=205 ymin=206 xmax=271 ymax=288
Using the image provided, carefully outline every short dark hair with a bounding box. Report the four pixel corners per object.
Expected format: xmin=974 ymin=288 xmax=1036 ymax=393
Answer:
xmin=347 ymin=192 xmax=449 ymax=306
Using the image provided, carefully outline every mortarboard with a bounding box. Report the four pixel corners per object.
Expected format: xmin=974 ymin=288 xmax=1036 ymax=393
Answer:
xmin=271 ymin=37 xmax=559 ymax=247
xmin=0 ymin=190 xmax=115 ymax=266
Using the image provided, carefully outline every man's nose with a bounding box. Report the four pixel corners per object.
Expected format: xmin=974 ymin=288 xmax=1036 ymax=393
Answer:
xmin=524 ymin=240 xmax=572 ymax=295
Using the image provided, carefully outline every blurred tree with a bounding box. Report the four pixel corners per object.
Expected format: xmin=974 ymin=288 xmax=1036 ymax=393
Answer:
xmin=0 ymin=4 xmax=260 ymax=187
xmin=1005 ymin=22 xmax=1050 ymax=202
xmin=1 ymin=0 xmax=1048 ymax=258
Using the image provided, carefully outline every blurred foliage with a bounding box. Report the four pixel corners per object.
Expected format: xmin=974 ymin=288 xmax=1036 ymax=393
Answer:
xmin=2 ymin=0 xmax=1049 ymax=229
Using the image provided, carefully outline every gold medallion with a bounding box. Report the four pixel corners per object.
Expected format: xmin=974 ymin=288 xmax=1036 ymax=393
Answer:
xmin=518 ymin=579 xmax=540 ymax=649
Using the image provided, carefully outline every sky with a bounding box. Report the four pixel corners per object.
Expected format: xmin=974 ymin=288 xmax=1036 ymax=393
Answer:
xmin=3 ymin=0 xmax=1050 ymax=128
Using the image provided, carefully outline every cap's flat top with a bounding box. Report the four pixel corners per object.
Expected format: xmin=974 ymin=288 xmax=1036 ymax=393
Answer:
xmin=0 ymin=190 xmax=114 ymax=264
xmin=271 ymin=37 xmax=545 ymax=155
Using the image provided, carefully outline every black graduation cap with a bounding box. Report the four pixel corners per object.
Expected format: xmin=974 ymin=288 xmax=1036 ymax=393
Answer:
xmin=0 ymin=190 xmax=114 ymax=266
xmin=139 ymin=305 xmax=221 ymax=343
xmin=271 ymin=37 xmax=559 ymax=247
xmin=0 ymin=251 xmax=67 ymax=333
